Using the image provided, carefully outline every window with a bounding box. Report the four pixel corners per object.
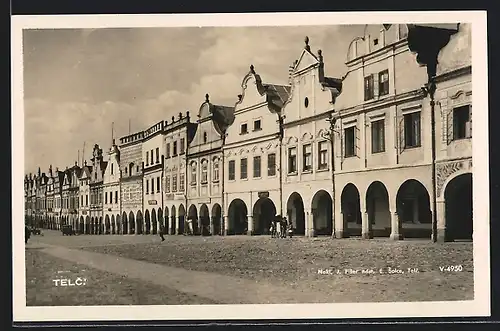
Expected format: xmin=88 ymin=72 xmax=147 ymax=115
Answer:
xmin=146 ymin=180 xmax=149 ymax=194
xmin=173 ymin=141 xmax=178 ymax=156
xmin=115 ymin=191 xmax=118 ymax=204
xmin=344 ymin=126 xmax=356 ymax=157
xmin=228 ymin=160 xmax=236 ymax=180
xmin=318 ymin=141 xmax=328 ymax=170
xmin=129 ymin=163 xmax=133 ymax=175
xmin=378 ymin=70 xmax=389 ymax=96
xmin=240 ymin=123 xmax=248 ymax=134
xmin=191 ymin=163 xmax=197 ymax=185
xmin=81 ymin=195 xmax=83 ymax=206
xmin=156 ymin=177 xmax=160 ymax=192
xmin=180 ymin=138 xmax=185 ymax=154
xmin=203 ymin=132 xmax=208 ymax=143
xmin=253 ymin=120 xmax=261 ymax=131
xmin=172 ymin=175 xmax=177 ymax=192
xmin=150 ymin=149 xmax=154 ymax=165
xmin=179 ymin=173 xmax=185 ymax=191
xmin=166 ymin=176 xmax=170 ymax=193
xmin=453 ymin=105 xmax=472 ymax=140
xmin=288 ymin=147 xmax=297 ymax=173
xmin=371 ymin=119 xmax=386 ymax=153
xmin=105 ymin=192 xmax=108 ymax=204
xmin=166 ymin=143 xmax=170 ymax=158
xmin=151 ymin=178 xmax=155 ymax=193
xmin=136 ymin=166 xmax=139 ymax=173
xmin=111 ymin=163 xmax=114 ymax=175
xmin=373 ymin=38 xmax=379 ymax=45
xmin=304 ymin=97 xmax=309 ymax=108
xmin=364 ymin=74 xmax=374 ymax=101
xmin=302 ymin=144 xmax=312 ymax=171
xmin=156 ymin=147 xmax=160 ymax=163
xmin=125 ymin=167 xmax=128 ymax=174
xmin=213 ymin=159 xmax=220 ymax=182
xmin=85 ymin=194 xmax=88 ymax=206
xmin=240 ymin=158 xmax=248 ymax=179
xmin=201 ymin=160 xmax=208 ymax=183
xmin=146 ymin=151 xmax=149 ymax=166
xmin=253 ymin=156 xmax=261 ymax=178
xmin=404 ymin=112 xmax=421 ymax=148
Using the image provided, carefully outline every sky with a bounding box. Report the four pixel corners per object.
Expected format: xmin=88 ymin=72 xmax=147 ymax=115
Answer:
xmin=23 ymin=24 xmax=385 ymax=175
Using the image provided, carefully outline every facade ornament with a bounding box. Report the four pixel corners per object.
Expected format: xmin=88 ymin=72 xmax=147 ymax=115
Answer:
xmin=436 ymin=160 xmax=464 ymax=196
xmin=304 ymin=36 xmax=310 ymax=51
xmin=250 ymin=64 xmax=255 ymax=74
xmin=205 ymin=93 xmax=210 ymax=103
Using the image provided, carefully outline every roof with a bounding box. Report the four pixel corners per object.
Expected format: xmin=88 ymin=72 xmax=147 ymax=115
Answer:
xmin=263 ymin=84 xmax=291 ymax=110
xmin=101 ymin=161 xmax=108 ymax=175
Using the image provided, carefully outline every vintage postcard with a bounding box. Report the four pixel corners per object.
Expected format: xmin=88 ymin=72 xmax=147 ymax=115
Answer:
xmin=12 ymin=11 xmax=490 ymax=323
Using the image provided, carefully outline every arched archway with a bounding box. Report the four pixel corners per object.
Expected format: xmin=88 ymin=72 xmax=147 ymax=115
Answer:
xmin=444 ymin=173 xmax=473 ymax=241
xmin=85 ymin=216 xmax=91 ymax=234
xmin=122 ymin=212 xmax=128 ymax=235
xmin=178 ymin=204 xmax=186 ymax=235
xmin=99 ymin=216 xmax=103 ymax=235
xmin=157 ymin=208 xmax=163 ymax=233
xmin=170 ymin=206 xmax=176 ymax=235
xmin=135 ymin=210 xmax=143 ymax=235
xmin=90 ymin=217 xmax=95 ymax=234
xmin=228 ymin=199 xmax=248 ymax=235
xmin=396 ymin=179 xmax=431 ymax=238
xmin=286 ymin=192 xmax=305 ymax=235
xmin=253 ymin=198 xmax=277 ymax=235
xmin=79 ymin=216 xmax=84 ymax=234
xmin=211 ymin=204 xmax=222 ymax=235
xmin=115 ymin=214 xmax=120 ymax=234
xmin=341 ymin=184 xmax=362 ymax=237
xmin=145 ymin=210 xmax=151 ymax=234
xmin=187 ymin=205 xmax=198 ymax=235
xmin=105 ymin=215 xmax=111 ymax=234
xmin=130 ymin=211 xmax=137 ymax=234
xmin=311 ymin=190 xmax=333 ymax=236
xmin=366 ymin=181 xmax=390 ymax=237
xmin=151 ymin=209 xmax=157 ymax=235
xmin=199 ymin=204 xmax=210 ymax=236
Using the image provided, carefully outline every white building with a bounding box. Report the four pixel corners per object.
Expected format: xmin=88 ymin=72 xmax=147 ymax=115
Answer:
xmin=223 ymin=65 xmax=290 ymax=235
xmin=142 ymin=120 xmax=165 ymax=235
xmin=186 ymin=94 xmax=234 ymax=235
xmin=78 ymin=162 xmax=92 ymax=234
xmin=281 ymin=37 xmax=343 ymax=237
xmin=103 ymin=139 xmax=121 ymax=234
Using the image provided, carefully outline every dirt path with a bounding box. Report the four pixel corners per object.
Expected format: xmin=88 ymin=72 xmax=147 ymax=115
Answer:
xmin=35 ymin=242 xmax=330 ymax=304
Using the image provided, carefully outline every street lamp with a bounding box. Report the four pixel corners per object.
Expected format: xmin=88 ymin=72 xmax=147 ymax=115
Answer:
xmin=322 ymin=112 xmax=340 ymax=238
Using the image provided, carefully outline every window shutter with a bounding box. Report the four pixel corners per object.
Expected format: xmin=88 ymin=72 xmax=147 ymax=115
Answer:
xmin=468 ymin=105 xmax=472 ymax=138
xmin=373 ymin=74 xmax=379 ymax=98
xmin=446 ymin=109 xmax=454 ymax=145
xmin=355 ymin=125 xmax=361 ymax=156
xmin=398 ymin=115 xmax=405 ymax=153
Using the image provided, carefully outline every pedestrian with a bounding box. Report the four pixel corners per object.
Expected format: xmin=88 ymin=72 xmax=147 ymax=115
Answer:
xmin=25 ymin=225 xmax=31 ymax=244
xmin=159 ymin=223 xmax=165 ymax=242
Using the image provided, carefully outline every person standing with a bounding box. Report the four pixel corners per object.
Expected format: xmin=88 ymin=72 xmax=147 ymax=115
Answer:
xmin=25 ymin=225 xmax=31 ymax=244
xmin=159 ymin=223 xmax=165 ymax=242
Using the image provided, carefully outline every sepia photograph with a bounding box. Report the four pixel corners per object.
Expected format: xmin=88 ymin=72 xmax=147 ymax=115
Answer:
xmin=12 ymin=11 xmax=490 ymax=322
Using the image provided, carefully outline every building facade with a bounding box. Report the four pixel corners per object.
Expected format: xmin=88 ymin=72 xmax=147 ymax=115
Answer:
xmin=89 ymin=144 xmax=107 ymax=235
xmin=119 ymin=131 xmax=144 ymax=235
xmin=142 ymin=121 xmax=165 ymax=235
xmin=103 ymin=139 xmax=121 ymax=234
xmin=53 ymin=168 xmax=65 ymax=229
xmin=223 ymin=65 xmax=290 ymax=235
xmin=281 ymin=38 xmax=343 ymax=237
xmin=163 ymin=112 xmax=196 ymax=235
xmin=186 ymin=94 xmax=234 ymax=236
xmin=78 ymin=162 xmax=92 ymax=234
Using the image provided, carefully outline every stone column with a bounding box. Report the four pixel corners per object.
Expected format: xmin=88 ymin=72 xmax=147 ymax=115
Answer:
xmin=334 ymin=208 xmax=345 ymax=239
xmin=307 ymin=210 xmax=315 ymax=237
xmin=209 ymin=216 xmax=214 ymax=236
xmin=175 ymin=216 xmax=180 ymax=235
xmin=361 ymin=198 xmax=372 ymax=239
xmin=390 ymin=211 xmax=403 ymax=240
xmin=436 ymin=200 xmax=447 ymax=242
xmin=224 ymin=216 xmax=229 ymax=235
xmin=247 ymin=215 xmax=254 ymax=235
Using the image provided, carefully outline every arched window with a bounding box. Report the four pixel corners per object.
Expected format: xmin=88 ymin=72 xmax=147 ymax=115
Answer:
xmin=212 ymin=157 xmax=220 ymax=182
xmin=129 ymin=163 xmax=134 ymax=175
xmin=201 ymin=159 xmax=208 ymax=184
xmin=190 ymin=162 xmax=197 ymax=185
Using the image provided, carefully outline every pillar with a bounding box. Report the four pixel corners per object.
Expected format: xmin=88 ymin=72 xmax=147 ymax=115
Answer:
xmin=436 ymin=200 xmax=447 ymax=242
xmin=247 ymin=215 xmax=254 ymax=235
xmin=224 ymin=216 xmax=229 ymax=235
xmin=209 ymin=216 xmax=214 ymax=236
xmin=390 ymin=211 xmax=403 ymax=240
xmin=307 ymin=210 xmax=315 ymax=237
xmin=334 ymin=208 xmax=345 ymax=239
xmin=361 ymin=198 xmax=372 ymax=239
xmin=175 ymin=216 xmax=180 ymax=235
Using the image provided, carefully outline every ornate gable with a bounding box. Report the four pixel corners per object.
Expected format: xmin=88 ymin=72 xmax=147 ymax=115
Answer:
xmin=293 ymin=37 xmax=320 ymax=74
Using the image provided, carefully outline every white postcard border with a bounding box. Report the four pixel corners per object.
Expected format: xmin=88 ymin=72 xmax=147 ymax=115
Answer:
xmin=11 ymin=11 xmax=490 ymax=322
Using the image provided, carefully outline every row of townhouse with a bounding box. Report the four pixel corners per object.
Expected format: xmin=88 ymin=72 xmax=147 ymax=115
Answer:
xmin=25 ymin=23 xmax=472 ymax=242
